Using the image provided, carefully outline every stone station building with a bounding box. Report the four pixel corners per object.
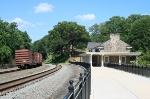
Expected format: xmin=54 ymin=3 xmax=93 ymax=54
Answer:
xmin=79 ymin=33 xmax=141 ymax=67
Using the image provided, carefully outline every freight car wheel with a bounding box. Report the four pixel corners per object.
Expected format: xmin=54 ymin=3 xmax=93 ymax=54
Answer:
xmin=22 ymin=65 xmax=26 ymax=69
xmin=25 ymin=65 xmax=28 ymax=69
xmin=20 ymin=66 xmax=23 ymax=69
xmin=18 ymin=66 xmax=21 ymax=69
xmin=29 ymin=65 xmax=32 ymax=69
xmin=26 ymin=65 xmax=29 ymax=69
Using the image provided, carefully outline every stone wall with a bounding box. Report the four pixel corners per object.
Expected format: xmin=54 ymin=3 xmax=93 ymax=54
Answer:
xmin=101 ymin=33 xmax=130 ymax=52
xmin=109 ymin=56 xmax=119 ymax=63
xmin=108 ymin=56 xmax=130 ymax=64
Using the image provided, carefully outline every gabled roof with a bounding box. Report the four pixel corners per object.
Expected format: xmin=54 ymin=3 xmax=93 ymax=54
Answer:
xmin=87 ymin=40 xmax=132 ymax=49
xmin=87 ymin=42 xmax=102 ymax=49
xmin=100 ymin=40 xmax=110 ymax=46
xmin=119 ymin=40 xmax=132 ymax=47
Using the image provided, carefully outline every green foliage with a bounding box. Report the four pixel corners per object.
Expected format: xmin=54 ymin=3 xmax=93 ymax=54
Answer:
xmin=47 ymin=21 xmax=90 ymax=58
xmin=89 ymin=16 xmax=126 ymax=42
xmin=106 ymin=16 xmax=125 ymax=33
xmin=89 ymin=23 xmax=101 ymax=42
xmin=47 ymin=54 xmax=69 ymax=63
xmin=31 ymin=35 xmax=49 ymax=59
xmin=0 ymin=45 xmax=11 ymax=64
xmin=89 ymin=23 xmax=110 ymax=42
xmin=31 ymin=21 xmax=90 ymax=63
xmin=0 ymin=18 xmax=31 ymax=65
xmin=138 ymin=49 xmax=150 ymax=64
xmin=129 ymin=15 xmax=150 ymax=52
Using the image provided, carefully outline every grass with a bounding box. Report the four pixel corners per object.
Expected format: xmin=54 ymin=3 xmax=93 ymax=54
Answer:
xmin=45 ymin=48 xmax=86 ymax=64
xmin=45 ymin=54 xmax=69 ymax=64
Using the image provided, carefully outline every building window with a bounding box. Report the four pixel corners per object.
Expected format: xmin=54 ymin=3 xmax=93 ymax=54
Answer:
xmin=104 ymin=56 xmax=109 ymax=63
xmin=89 ymin=49 xmax=92 ymax=52
xmin=121 ymin=56 xmax=126 ymax=63
xmin=95 ymin=48 xmax=100 ymax=52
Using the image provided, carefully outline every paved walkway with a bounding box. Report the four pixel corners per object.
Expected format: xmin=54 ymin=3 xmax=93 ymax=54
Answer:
xmin=90 ymin=66 xmax=150 ymax=99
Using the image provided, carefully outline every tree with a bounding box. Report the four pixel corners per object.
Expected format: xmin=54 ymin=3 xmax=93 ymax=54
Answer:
xmin=138 ymin=48 xmax=150 ymax=64
xmin=0 ymin=18 xmax=31 ymax=65
xmin=31 ymin=35 xmax=49 ymax=59
xmin=89 ymin=23 xmax=110 ymax=42
xmin=48 ymin=21 xmax=90 ymax=57
xmin=89 ymin=16 xmax=126 ymax=43
xmin=89 ymin=23 xmax=101 ymax=42
xmin=20 ymin=31 xmax=32 ymax=49
xmin=129 ymin=15 xmax=150 ymax=52
xmin=106 ymin=16 xmax=125 ymax=33
xmin=122 ymin=14 xmax=142 ymax=43
xmin=124 ymin=14 xmax=142 ymax=33
xmin=0 ymin=45 xmax=11 ymax=65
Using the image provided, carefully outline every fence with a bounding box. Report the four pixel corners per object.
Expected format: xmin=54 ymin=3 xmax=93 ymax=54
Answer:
xmin=105 ymin=63 xmax=150 ymax=77
xmin=63 ymin=62 xmax=91 ymax=99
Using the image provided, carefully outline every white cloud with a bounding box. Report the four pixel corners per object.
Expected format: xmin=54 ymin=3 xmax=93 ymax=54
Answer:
xmin=34 ymin=3 xmax=54 ymax=13
xmin=12 ymin=18 xmax=35 ymax=29
xmin=75 ymin=14 xmax=95 ymax=21
xmin=12 ymin=18 xmax=23 ymax=23
xmin=142 ymin=13 xmax=150 ymax=16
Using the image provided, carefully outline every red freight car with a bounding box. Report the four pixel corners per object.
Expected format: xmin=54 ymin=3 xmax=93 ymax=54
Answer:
xmin=38 ymin=53 xmax=42 ymax=66
xmin=15 ymin=49 xmax=42 ymax=69
xmin=15 ymin=49 xmax=34 ymax=69
xmin=34 ymin=52 xmax=38 ymax=65
xmin=33 ymin=52 xmax=42 ymax=66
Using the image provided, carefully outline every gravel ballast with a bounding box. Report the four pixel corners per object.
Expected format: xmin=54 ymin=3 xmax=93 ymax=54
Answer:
xmin=0 ymin=64 xmax=84 ymax=99
xmin=0 ymin=67 xmax=18 ymax=72
xmin=0 ymin=64 xmax=54 ymax=83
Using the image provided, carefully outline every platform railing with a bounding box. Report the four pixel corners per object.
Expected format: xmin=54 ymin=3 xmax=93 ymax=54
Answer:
xmin=63 ymin=62 xmax=91 ymax=99
xmin=105 ymin=63 xmax=150 ymax=77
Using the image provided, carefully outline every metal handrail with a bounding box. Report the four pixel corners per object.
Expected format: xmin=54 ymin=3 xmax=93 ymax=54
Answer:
xmin=63 ymin=62 xmax=91 ymax=99
xmin=105 ymin=63 xmax=150 ymax=77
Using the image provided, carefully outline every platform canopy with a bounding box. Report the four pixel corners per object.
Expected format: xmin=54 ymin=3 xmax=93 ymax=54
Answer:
xmin=79 ymin=52 xmax=142 ymax=56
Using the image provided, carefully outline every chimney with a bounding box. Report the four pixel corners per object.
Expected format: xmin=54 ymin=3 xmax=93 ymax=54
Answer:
xmin=110 ymin=33 xmax=120 ymax=41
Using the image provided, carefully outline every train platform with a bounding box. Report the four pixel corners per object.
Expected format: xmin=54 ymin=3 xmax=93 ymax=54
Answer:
xmin=90 ymin=66 xmax=150 ymax=99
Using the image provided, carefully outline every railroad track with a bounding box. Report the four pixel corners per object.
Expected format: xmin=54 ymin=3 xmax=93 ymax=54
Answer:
xmin=0 ymin=65 xmax=44 ymax=74
xmin=0 ymin=69 xmax=22 ymax=74
xmin=0 ymin=65 xmax=62 ymax=96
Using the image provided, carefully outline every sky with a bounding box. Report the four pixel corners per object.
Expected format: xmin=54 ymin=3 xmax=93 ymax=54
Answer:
xmin=0 ymin=0 xmax=150 ymax=42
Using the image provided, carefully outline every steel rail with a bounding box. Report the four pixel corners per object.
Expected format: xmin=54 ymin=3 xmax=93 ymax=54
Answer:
xmin=0 ymin=65 xmax=62 ymax=95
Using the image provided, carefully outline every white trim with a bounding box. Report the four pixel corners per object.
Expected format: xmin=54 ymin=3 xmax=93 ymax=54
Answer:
xmin=104 ymin=56 xmax=109 ymax=63
xmin=126 ymin=47 xmax=132 ymax=48
xmin=136 ymin=56 xmax=138 ymax=65
xmin=121 ymin=56 xmax=126 ymax=63
xmin=79 ymin=52 xmax=141 ymax=56
xmin=119 ymin=55 xmax=121 ymax=65
xmin=101 ymin=55 xmax=104 ymax=67
xmin=98 ymin=47 xmax=104 ymax=49
xmin=90 ymin=54 xmax=92 ymax=67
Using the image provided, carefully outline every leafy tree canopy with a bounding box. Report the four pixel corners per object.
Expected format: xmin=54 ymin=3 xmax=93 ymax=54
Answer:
xmin=0 ymin=18 xmax=31 ymax=64
xmin=48 ymin=21 xmax=90 ymax=57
